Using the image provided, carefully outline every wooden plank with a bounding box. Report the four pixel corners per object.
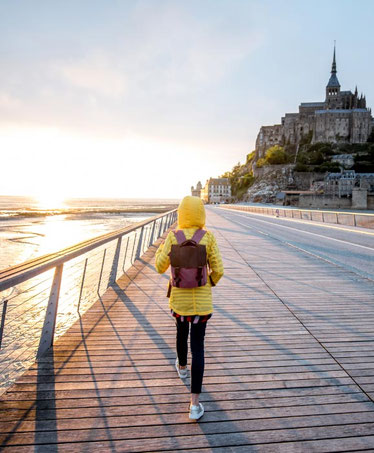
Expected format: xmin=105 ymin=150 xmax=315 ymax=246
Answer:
xmin=2 ymin=423 xmax=374 ymax=451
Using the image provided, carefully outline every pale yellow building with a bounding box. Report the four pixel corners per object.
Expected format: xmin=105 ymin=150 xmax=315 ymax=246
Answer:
xmin=201 ymin=178 xmax=231 ymax=204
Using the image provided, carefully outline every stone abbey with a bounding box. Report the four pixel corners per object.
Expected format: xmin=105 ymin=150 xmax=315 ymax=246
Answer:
xmin=255 ymin=47 xmax=373 ymax=157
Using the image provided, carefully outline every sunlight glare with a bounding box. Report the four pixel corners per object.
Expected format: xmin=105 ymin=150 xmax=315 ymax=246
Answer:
xmin=35 ymin=193 xmax=68 ymax=211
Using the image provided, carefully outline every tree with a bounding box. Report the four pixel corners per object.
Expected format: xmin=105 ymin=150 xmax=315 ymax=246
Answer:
xmin=264 ymin=145 xmax=290 ymax=165
xmin=315 ymin=161 xmax=341 ymax=173
xmin=256 ymin=158 xmax=265 ymax=168
xmin=246 ymin=151 xmax=255 ymax=163
xmin=294 ymin=162 xmax=308 ymax=172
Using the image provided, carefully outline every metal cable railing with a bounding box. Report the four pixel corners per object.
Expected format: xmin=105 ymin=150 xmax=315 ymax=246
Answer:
xmin=0 ymin=209 xmax=177 ymax=390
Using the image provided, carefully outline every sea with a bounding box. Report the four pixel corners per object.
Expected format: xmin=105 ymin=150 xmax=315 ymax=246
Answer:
xmin=0 ymin=195 xmax=178 ymax=270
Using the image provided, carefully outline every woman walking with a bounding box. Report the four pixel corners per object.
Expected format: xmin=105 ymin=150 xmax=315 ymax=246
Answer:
xmin=155 ymin=196 xmax=224 ymax=420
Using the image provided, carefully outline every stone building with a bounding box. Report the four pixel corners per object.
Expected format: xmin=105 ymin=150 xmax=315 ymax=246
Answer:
xmin=191 ymin=181 xmax=202 ymax=197
xmin=255 ymin=47 xmax=373 ymax=158
xmin=331 ymin=154 xmax=354 ymax=168
xmin=201 ymin=178 xmax=231 ymax=204
xmin=324 ymin=170 xmax=374 ymax=197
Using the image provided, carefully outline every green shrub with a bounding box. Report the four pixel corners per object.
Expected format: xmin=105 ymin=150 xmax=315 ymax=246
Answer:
xmin=264 ymin=145 xmax=290 ymax=165
xmin=256 ymin=158 xmax=265 ymax=168
xmin=315 ymin=161 xmax=341 ymax=173
xmin=309 ymin=151 xmax=325 ymax=165
xmin=294 ymin=163 xmax=309 ymax=172
xmin=308 ymin=142 xmax=332 ymax=153
xmin=246 ymin=151 xmax=255 ymax=163
xmin=319 ymin=146 xmax=335 ymax=156
xmin=299 ymin=131 xmax=313 ymax=145
xmin=296 ymin=151 xmax=308 ymax=164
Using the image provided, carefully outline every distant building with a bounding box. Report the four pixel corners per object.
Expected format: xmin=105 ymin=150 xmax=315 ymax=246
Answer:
xmin=191 ymin=181 xmax=202 ymax=198
xmin=201 ymin=178 xmax=231 ymax=203
xmin=331 ymin=154 xmax=354 ymax=168
xmin=324 ymin=170 xmax=374 ymax=197
xmin=255 ymin=46 xmax=373 ymax=158
xmin=358 ymin=173 xmax=374 ymax=192
xmin=324 ymin=170 xmax=356 ymax=197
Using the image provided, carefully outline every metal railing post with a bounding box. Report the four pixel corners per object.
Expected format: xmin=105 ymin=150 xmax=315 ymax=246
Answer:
xmin=164 ymin=214 xmax=169 ymax=232
xmin=143 ymin=226 xmax=150 ymax=253
xmin=131 ymin=232 xmax=138 ymax=264
xmin=37 ymin=264 xmax=63 ymax=357
xmin=150 ymin=220 xmax=156 ymax=246
xmin=135 ymin=226 xmax=144 ymax=260
xmin=0 ymin=300 xmax=8 ymax=349
xmin=122 ymin=236 xmax=130 ymax=273
xmin=77 ymin=258 xmax=88 ymax=313
xmin=97 ymin=249 xmax=106 ymax=295
xmin=109 ymin=237 xmax=122 ymax=287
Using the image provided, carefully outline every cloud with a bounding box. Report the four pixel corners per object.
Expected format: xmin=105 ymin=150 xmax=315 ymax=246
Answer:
xmin=50 ymin=3 xmax=262 ymax=100
xmin=0 ymin=92 xmax=22 ymax=109
xmin=54 ymin=51 xmax=127 ymax=97
xmin=0 ymin=0 xmax=265 ymax=180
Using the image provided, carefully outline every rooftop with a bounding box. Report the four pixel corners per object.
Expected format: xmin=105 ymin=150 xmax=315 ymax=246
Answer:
xmin=208 ymin=178 xmax=230 ymax=185
xmin=315 ymin=108 xmax=369 ymax=114
xmin=300 ymin=102 xmax=325 ymax=107
xmin=327 ymin=73 xmax=340 ymax=88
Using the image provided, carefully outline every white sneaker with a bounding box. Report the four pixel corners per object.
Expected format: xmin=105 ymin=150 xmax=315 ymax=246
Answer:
xmin=175 ymin=358 xmax=188 ymax=379
xmin=189 ymin=403 xmax=204 ymax=420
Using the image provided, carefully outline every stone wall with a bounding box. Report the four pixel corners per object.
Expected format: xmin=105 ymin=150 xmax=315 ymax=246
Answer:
xmin=298 ymin=192 xmax=373 ymax=210
xmin=293 ymin=172 xmax=324 ymax=190
xmin=299 ymin=194 xmax=352 ymax=209
xmin=253 ymin=164 xmax=294 ymax=179
xmin=352 ymin=188 xmax=368 ymax=209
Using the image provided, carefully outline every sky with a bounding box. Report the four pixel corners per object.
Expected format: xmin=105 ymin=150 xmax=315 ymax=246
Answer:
xmin=1 ymin=0 xmax=373 ymax=200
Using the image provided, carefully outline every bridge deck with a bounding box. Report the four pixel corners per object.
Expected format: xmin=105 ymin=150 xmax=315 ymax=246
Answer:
xmin=1 ymin=208 xmax=374 ymax=452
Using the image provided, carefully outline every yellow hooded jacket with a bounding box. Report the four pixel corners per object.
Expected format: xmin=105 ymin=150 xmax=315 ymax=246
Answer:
xmin=155 ymin=196 xmax=224 ymax=316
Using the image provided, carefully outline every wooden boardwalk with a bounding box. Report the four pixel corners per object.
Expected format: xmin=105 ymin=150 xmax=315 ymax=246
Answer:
xmin=1 ymin=207 xmax=374 ymax=452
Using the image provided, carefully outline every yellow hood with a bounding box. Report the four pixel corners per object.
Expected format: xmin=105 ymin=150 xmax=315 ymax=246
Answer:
xmin=177 ymin=196 xmax=206 ymax=229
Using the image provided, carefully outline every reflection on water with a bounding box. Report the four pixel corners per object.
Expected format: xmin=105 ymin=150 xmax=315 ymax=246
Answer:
xmin=0 ymin=212 xmax=153 ymax=270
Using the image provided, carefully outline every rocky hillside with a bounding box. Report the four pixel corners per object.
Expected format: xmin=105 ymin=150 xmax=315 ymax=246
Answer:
xmin=246 ymin=165 xmax=295 ymax=203
xmin=222 ymin=140 xmax=374 ymax=203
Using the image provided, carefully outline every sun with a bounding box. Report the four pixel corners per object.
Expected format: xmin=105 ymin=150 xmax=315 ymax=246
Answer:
xmin=35 ymin=193 xmax=68 ymax=211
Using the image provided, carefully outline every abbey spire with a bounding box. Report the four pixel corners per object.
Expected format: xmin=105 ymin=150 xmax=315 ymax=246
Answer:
xmin=331 ymin=44 xmax=337 ymax=74
xmin=326 ymin=43 xmax=341 ymax=104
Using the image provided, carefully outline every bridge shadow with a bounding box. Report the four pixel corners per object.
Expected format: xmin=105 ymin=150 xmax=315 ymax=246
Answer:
xmin=189 ymin=302 xmax=374 ymax=449
xmin=0 ymin=351 xmax=59 ymax=450
xmin=34 ymin=350 xmax=58 ymax=451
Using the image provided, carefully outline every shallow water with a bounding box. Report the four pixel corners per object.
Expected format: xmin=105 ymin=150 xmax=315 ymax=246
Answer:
xmin=0 ymin=211 xmax=154 ymax=270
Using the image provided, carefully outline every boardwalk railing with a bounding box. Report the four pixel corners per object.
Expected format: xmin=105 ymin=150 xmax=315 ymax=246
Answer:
xmin=0 ymin=209 xmax=176 ymax=388
xmin=221 ymin=204 xmax=374 ymax=229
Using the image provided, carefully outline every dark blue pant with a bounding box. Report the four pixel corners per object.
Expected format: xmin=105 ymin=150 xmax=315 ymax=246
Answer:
xmin=175 ymin=318 xmax=207 ymax=394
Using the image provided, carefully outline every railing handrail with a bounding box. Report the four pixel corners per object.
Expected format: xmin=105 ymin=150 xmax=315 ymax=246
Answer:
xmin=221 ymin=204 xmax=374 ymax=229
xmin=0 ymin=208 xmax=177 ymax=292
xmin=230 ymin=204 xmax=374 ymax=217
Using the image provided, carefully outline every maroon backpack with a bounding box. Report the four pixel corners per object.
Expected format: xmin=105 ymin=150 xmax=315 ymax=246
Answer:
xmin=169 ymin=229 xmax=207 ymax=288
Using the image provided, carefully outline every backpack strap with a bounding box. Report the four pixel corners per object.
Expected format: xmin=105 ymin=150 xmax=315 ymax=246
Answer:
xmin=191 ymin=229 xmax=206 ymax=244
xmin=174 ymin=230 xmax=187 ymax=244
